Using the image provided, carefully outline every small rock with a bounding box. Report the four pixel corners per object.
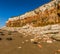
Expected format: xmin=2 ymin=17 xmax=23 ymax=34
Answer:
xmin=57 ymin=49 xmax=60 ymax=52
xmin=46 ymin=40 xmax=53 ymax=43
xmin=25 ymin=40 xmax=28 ymax=42
xmin=38 ymin=44 xmax=42 ymax=48
xmin=22 ymin=41 xmax=24 ymax=44
xmin=30 ymin=39 xmax=34 ymax=42
xmin=1 ymin=33 xmax=5 ymax=35
xmin=0 ymin=38 xmax=2 ymax=40
xmin=53 ymin=40 xmax=56 ymax=42
xmin=42 ymin=38 xmax=48 ymax=42
xmin=6 ymin=37 xmax=12 ymax=40
xmin=38 ymin=42 xmax=40 ymax=44
xmin=18 ymin=46 xmax=22 ymax=49
xmin=33 ymin=42 xmax=38 ymax=44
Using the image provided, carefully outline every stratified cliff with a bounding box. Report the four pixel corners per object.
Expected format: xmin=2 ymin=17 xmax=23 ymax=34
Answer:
xmin=6 ymin=0 xmax=60 ymax=27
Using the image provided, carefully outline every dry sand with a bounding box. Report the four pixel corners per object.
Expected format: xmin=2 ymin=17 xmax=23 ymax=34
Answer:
xmin=0 ymin=29 xmax=60 ymax=54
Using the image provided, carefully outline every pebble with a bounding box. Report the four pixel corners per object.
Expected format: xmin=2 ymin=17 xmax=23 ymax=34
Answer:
xmin=57 ymin=49 xmax=60 ymax=52
xmin=18 ymin=46 xmax=22 ymax=49
xmin=0 ymin=38 xmax=2 ymax=40
xmin=30 ymin=39 xmax=34 ymax=42
xmin=54 ymin=49 xmax=60 ymax=54
xmin=38 ymin=42 xmax=40 ymax=44
xmin=38 ymin=44 xmax=42 ymax=48
xmin=53 ymin=40 xmax=56 ymax=42
xmin=6 ymin=37 xmax=13 ymax=40
xmin=43 ymin=38 xmax=47 ymax=41
xmin=25 ymin=40 xmax=28 ymax=42
xmin=22 ymin=41 xmax=24 ymax=44
xmin=46 ymin=40 xmax=53 ymax=43
xmin=33 ymin=41 xmax=38 ymax=44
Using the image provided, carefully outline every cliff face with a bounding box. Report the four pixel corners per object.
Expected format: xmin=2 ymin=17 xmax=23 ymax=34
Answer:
xmin=6 ymin=0 xmax=60 ymax=27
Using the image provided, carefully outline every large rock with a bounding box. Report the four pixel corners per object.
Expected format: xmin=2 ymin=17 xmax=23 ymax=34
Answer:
xmin=51 ymin=34 xmax=60 ymax=41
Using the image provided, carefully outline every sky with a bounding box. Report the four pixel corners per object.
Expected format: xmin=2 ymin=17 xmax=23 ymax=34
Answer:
xmin=0 ymin=0 xmax=51 ymax=27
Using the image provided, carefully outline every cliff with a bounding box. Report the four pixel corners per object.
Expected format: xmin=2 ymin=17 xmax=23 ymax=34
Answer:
xmin=6 ymin=0 xmax=60 ymax=27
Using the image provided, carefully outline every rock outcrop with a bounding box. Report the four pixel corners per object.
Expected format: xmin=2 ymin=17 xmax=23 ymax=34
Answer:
xmin=6 ymin=0 xmax=60 ymax=27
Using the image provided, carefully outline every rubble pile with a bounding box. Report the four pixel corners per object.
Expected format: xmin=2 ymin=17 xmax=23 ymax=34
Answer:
xmin=2 ymin=24 xmax=60 ymax=43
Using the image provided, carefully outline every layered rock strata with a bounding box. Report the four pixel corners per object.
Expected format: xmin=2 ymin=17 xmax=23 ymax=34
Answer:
xmin=6 ymin=0 xmax=60 ymax=27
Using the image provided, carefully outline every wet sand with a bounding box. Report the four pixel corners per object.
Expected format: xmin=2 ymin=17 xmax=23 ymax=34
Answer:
xmin=0 ymin=29 xmax=60 ymax=54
